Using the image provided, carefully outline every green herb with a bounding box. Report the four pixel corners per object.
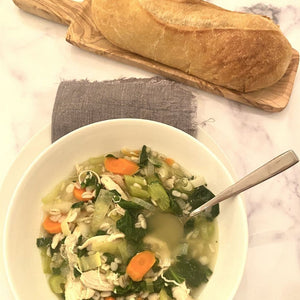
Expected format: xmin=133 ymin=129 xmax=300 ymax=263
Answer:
xmin=164 ymin=255 xmax=212 ymax=288
xmin=94 ymin=183 xmax=102 ymax=200
xmin=52 ymin=267 xmax=61 ymax=275
xmin=50 ymin=238 xmax=66 ymax=256
xmin=77 ymin=248 xmax=88 ymax=258
xmin=139 ymin=145 xmax=148 ymax=167
xmin=114 ymin=278 xmax=146 ymax=296
xmin=77 ymin=236 xmax=88 ymax=257
xmin=103 ymin=252 xmax=115 ymax=264
xmin=188 ymin=185 xmax=219 ymax=220
xmin=73 ymin=268 xmax=81 ymax=278
xmin=36 ymin=237 xmax=52 ymax=248
xmin=71 ymin=201 xmax=84 ymax=209
xmin=81 ymin=171 xmax=98 ymax=188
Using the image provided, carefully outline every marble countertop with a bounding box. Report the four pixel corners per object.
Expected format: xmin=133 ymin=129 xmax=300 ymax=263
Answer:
xmin=1 ymin=0 xmax=300 ymax=299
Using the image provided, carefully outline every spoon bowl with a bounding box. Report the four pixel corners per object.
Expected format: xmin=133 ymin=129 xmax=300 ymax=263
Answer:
xmin=188 ymin=150 xmax=298 ymax=222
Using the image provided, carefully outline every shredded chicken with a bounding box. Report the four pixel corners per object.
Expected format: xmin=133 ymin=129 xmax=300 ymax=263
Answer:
xmin=107 ymin=174 xmax=127 ymax=190
xmin=80 ymin=270 xmax=114 ymax=291
xmin=172 ymin=282 xmax=194 ymax=300
xmin=148 ymin=293 xmax=160 ymax=300
xmin=78 ymin=233 xmax=125 ymax=250
xmin=64 ymin=227 xmax=81 ymax=271
xmin=61 ymin=208 xmax=81 ymax=235
xmin=65 ymin=272 xmax=95 ymax=300
xmin=101 ymin=175 xmax=128 ymax=200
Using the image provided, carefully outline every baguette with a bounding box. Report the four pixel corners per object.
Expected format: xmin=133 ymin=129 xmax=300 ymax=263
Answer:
xmin=91 ymin=0 xmax=292 ymax=92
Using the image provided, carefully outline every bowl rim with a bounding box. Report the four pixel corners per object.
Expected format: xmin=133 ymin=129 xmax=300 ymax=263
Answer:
xmin=3 ymin=118 xmax=248 ymax=300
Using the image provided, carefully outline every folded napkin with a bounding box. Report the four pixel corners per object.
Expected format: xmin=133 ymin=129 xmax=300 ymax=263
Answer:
xmin=52 ymin=77 xmax=197 ymax=142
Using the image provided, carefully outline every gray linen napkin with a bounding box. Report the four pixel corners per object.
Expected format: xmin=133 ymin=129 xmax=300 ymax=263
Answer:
xmin=52 ymin=77 xmax=197 ymax=142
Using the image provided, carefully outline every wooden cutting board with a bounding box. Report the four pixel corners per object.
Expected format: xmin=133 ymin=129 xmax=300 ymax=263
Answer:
xmin=13 ymin=0 xmax=299 ymax=112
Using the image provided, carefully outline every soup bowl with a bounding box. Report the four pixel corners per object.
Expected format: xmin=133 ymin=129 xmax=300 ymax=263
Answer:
xmin=4 ymin=119 xmax=248 ymax=300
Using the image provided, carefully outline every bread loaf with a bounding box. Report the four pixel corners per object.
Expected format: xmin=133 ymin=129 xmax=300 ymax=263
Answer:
xmin=91 ymin=0 xmax=292 ymax=92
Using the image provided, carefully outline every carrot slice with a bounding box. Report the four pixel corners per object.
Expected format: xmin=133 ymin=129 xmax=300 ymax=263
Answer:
xmin=165 ymin=157 xmax=175 ymax=166
xmin=104 ymin=297 xmax=116 ymax=300
xmin=43 ymin=216 xmax=62 ymax=234
xmin=104 ymin=157 xmax=139 ymax=175
xmin=126 ymin=251 xmax=156 ymax=281
xmin=73 ymin=187 xmax=92 ymax=201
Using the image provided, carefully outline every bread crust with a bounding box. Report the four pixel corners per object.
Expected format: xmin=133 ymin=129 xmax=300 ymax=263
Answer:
xmin=91 ymin=0 xmax=292 ymax=92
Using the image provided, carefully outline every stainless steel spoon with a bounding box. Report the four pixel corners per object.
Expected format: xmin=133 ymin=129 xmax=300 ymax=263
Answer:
xmin=188 ymin=150 xmax=299 ymax=220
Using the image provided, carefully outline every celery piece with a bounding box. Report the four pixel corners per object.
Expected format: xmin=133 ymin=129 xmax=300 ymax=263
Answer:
xmin=79 ymin=252 xmax=101 ymax=272
xmin=145 ymin=278 xmax=154 ymax=293
xmin=124 ymin=175 xmax=150 ymax=199
xmin=159 ymin=288 xmax=172 ymax=300
xmin=128 ymin=185 xmax=150 ymax=199
xmin=88 ymin=156 xmax=105 ymax=165
xmin=146 ymin=174 xmax=160 ymax=184
xmin=148 ymin=182 xmax=170 ymax=211
xmin=48 ymin=274 xmax=66 ymax=294
xmin=124 ymin=175 xmax=147 ymax=187
xmin=90 ymin=239 xmax=122 ymax=255
xmin=117 ymin=240 xmax=130 ymax=263
xmin=40 ymin=248 xmax=51 ymax=274
xmin=90 ymin=189 xmax=113 ymax=234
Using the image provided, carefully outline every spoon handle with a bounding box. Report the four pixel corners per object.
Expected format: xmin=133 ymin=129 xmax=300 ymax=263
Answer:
xmin=189 ymin=150 xmax=299 ymax=218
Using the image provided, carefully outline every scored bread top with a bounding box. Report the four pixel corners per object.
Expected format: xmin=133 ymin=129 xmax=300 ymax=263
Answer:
xmin=92 ymin=0 xmax=292 ymax=92
xmin=139 ymin=0 xmax=278 ymax=30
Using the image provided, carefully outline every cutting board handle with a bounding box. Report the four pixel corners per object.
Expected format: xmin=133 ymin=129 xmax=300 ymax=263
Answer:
xmin=13 ymin=0 xmax=82 ymax=25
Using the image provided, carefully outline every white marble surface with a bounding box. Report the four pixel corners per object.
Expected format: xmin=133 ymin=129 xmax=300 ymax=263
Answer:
xmin=1 ymin=0 xmax=300 ymax=299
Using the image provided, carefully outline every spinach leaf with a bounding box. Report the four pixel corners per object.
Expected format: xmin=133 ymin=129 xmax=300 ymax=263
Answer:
xmin=150 ymin=277 xmax=173 ymax=297
xmin=167 ymin=192 xmax=183 ymax=216
xmin=188 ymin=185 xmax=219 ymax=220
xmin=117 ymin=199 xmax=143 ymax=211
xmin=36 ymin=237 xmax=52 ymax=248
xmin=139 ymin=145 xmax=148 ymax=167
xmin=164 ymin=255 xmax=212 ymax=288
xmin=116 ymin=211 xmax=146 ymax=243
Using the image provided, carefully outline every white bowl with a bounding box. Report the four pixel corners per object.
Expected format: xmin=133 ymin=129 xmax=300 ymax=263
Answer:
xmin=4 ymin=119 xmax=248 ymax=300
